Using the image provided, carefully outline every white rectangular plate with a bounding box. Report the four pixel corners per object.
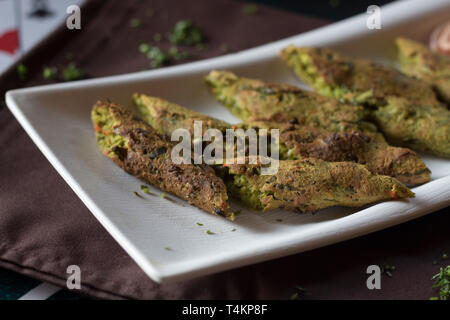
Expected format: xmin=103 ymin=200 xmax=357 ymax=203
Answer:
xmin=6 ymin=0 xmax=450 ymax=283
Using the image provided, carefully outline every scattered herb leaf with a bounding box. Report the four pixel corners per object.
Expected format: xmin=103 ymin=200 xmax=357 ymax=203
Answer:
xmin=242 ymin=4 xmax=259 ymax=15
xmin=289 ymin=292 xmax=298 ymax=300
xmin=43 ymin=66 xmax=58 ymax=80
xmin=220 ymin=43 xmax=228 ymax=53
xmin=195 ymin=43 xmax=207 ymax=51
xmin=168 ymin=46 xmax=190 ymax=60
xmin=153 ymin=33 xmax=162 ymax=42
xmin=139 ymin=43 xmax=190 ymax=69
xmin=164 ymin=246 xmax=172 ymax=251
xmin=206 ymin=230 xmax=214 ymax=235
xmin=196 ymin=222 xmax=203 ymax=226
xmin=139 ymin=43 xmax=152 ymax=54
xmin=62 ymin=62 xmax=84 ymax=81
xmin=381 ymin=264 xmax=396 ymax=277
xmin=130 ymin=18 xmax=142 ymax=28
xmin=133 ymin=191 xmax=143 ymax=198
xmin=160 ymin=192 xmax=167 ymax=199
xmin=431 ymin=265 xmax=450 ymax=300
xmin=17 ymin=64 xmax=27 ymax=80
xmin=147 ymin=46 xmax=169 ymax=68
xmin=231 ymin=228 xmax=237 ymax=232
xmin=65 ymin=52 xmax=74 ymax=61
xmin=168 ymin=20 xmax=204 ymax=46
xmin=289 ymin=286 xmax=306 ymax=300
xmin=140 ymin=185 xmax=154 ymax=195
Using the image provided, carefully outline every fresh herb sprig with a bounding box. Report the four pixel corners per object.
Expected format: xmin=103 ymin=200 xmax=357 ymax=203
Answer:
xmin=431 ymin=265 xmax=450 ymax=300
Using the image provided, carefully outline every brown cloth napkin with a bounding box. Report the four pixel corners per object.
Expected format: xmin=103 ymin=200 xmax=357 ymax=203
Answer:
xmin=0 ymin=0 xmax=448 ymax=300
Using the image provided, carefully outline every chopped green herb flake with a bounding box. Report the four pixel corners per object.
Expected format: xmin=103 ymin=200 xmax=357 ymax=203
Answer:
xmin=130 ymin=18 xmax=141 ymax=28
xmin=17 ymin=64 xmax=27 ymax=80
xmin=139 ymin=43 xmax=152 ymax=54
xmin=140 ymin=185 xmax=153 ymax=195
xmin=168 ymin=46 xmax=190 ymax=60
xmin=164 ymin=246 xmax=171 ymax=251
xmin=442 ymin=253 xmax=448 ymax=260
xmin=160 ymin=192 xmax=167 ymax=199
xmin=62 ymin=63 xmax=84 ymax=81
xmin=133 ymin=191 xmax=143 ymax=198
xmin=169 ymin=20 xmax=204 ymax=46
xmin=231 ymin=228 xmax=237 ymax=232
xmin=242 ymin=4 xmax=259 ymax=15
xmin=43 ymin=66 xmax=58 ymax=80
xmin=206 ymin=230 xmax=214 ymax=235
xmin=195 ymin=43 xmax=207 ymax=51
xmin=65 ymin=52 xmax=74 ymax=61
xmin=289 ymin=286 xmax=306 ymax=300
xmin=196 ymin=222 xmax=203 ymax=226
xmin=381 ymin=264 xmax=396 ymax=277
xmin=153 ymin=33 xmax=162 ymax=42
xmin=220 ymin=43 xmax=228 ymax=52
xmin=147 ymin=47 xmax=169 ymax=68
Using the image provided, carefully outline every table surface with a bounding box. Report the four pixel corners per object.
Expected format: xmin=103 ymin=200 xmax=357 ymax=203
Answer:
xmin=0 ymin=0 xmax=448 ymax=300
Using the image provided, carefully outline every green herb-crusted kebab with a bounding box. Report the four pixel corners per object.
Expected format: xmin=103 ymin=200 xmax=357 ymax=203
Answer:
xmin=223 ymin=157 xmax=414 ymax=212
xmin=280 ymin=46 xmax=441 ymax=107
xmin=91 ymin=101 xmax=232 ymax=219
xmin=133 ymin=94 xmax=415 ymax=212
xmin=133 ymin=93 xmax=230 ymax=136
xmin=280 ymin=46 xmax=450 ymax=157
xmin=203 ymin=71 xmax=430 ymax=186
xmin=249 ymin=121 xmax=430 ymax=187
xmin=205 ymin=70 xmax=373 ymax=134
xmin=395 ymin=37 xmax=450 ymax=105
